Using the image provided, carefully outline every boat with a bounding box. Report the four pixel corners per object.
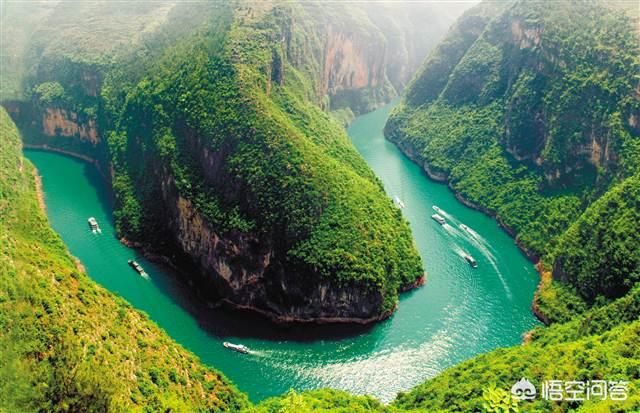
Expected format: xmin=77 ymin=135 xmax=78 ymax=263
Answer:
xmin=431 ymin=213 xmax=446 ymax=225
xmin=459 ymin=224 xmax=470 ymax=233
xmin=128 ymin=259 xmax=149 ymax=278
xmin=463 ymin=254 xmax=478 ymax=268
xmin=223 ymin=342 xmax=250 ymax=354
xmin=432 ymin=205 xmax=441 ymax=213
xmin=394 ymin=196 xmax=406 ymax=209
xmin=87 ymin=217 xmax=101 ymax=234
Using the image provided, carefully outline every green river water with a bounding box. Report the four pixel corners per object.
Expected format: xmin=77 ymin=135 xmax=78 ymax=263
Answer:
xmin=24 ymin=101 xmax=539 ymax=403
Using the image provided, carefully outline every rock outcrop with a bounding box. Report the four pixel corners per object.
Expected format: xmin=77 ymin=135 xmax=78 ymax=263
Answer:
xmin=2 ymin=0 xmax=465 ymax=324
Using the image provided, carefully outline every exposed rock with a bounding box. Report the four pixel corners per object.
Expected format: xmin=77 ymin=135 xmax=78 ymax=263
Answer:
xmin=322 ymin=25 xmax=385 ymax=96
xmin=42 ymin=107 xmax=98 ymax=144
xmin=158 ymin=172 xmax=390 ymax=324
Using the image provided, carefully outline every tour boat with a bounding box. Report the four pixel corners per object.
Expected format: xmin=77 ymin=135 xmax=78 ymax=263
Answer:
xmin=432 ymin=205 xmax=442 ymax=213
xmin=87 ymin=217 xmax=101 ymax=234
xmin=460 ymin=224 xmax=470 ymax=233
xmin=463 ymin=254 xmax=478 ymax=268
xmin=223 ymin=342 xmax=250 ymax=354
xmin=431 ymin=213 xmax=446 ymax=225
xmin=394 ymin=196 xmax=406 ymax=209
xmin=128 ymin=259 xmax=149 ymax=278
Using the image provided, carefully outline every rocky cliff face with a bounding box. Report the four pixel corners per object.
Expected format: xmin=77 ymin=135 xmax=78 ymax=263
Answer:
xmin=144 ymin=128 xmax=390 ymax=324
xmin=3 ymin=100 xmax=106 ymax=170
xmin=280 ymin=2 xmax=467 ymax=116
xmin=396 ymin=0 xmax=638 ymax=189
xmin=4 ymin=0 xmax=453 ymax=324
xmin=41 ymin=107 xmax=98 ymax=143
xmin=499 ymin=15 xmax=623 ymax=186
xmin=322 ymin=24 xmax=387 ymax=97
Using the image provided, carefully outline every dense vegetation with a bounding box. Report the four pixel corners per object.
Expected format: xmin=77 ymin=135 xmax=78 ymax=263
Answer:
xmin=386 ymin=0 xmax=640 ymax=318
xmin=3 ymin=96 xmax=638 ymax=411
xmin=102 ymin=3 xmax=425 ymax=316
xmin=391 ymin=287 xmax=640 ymax=413
xmin=0 ymin=108 xmax=248 ymax=412
xmin=552 ymin=175 xmax=640 ymax=302
xmin=1 ymin=0 xmax=638 ymax=412
xmin=0 ymin=1 xmax=433 ymax=320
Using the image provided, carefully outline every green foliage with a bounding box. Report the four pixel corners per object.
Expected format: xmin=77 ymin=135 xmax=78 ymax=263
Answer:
xmin=104 ymin=4 xmax=423 ymax=315
xmin=0 ymin=107 xmax=248 ymax=412
xmin=33 ymin=81 xmax=66 ymax=105
xmin=253 ymin=389 xmax=386 ymax=413
xmin=386 ymin=101 xmax=583 ymax=258
xmin=404 ymin=1 xmax=507 ymax=107
xmin=3 ymin=2 xmax=638 ymax=413
xmin=552 ymin=175 xmax=640 ymax=302
xmin=482 ymin=386 xmax=519 ymax=413
xmin=387 ymin=0 xmax=640 ymax=305
xmin=393 ymin=311 xmax=640 ymax=413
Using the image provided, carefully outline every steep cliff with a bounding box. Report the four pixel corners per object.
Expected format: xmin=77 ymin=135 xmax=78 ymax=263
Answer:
xmin=0 ymin=107 xmax=248 ymax=412
xmin=0 ymin=0 xmax=475 ymax=324
xmin=106 ymin=5 xmax=425 ymax=323
xmin=386 ymin=0 xmax=639 ymax=312
xmin=262 ymin=2 xmax=466 ymax=121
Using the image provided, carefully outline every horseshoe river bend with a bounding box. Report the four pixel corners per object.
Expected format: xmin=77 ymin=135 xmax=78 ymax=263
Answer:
xmin=24 ymin=101 xmax=540 ymax=403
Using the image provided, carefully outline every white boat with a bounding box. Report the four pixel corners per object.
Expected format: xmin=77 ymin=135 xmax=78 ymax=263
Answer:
xmin=87 ymin=217 xmax=101 ymax=234
xmin=223 ymin=342 xmax=249 ymax=354
xmin=431 ymin=213 xmax=446 ymax=225
xmin=460 ymin=224 xmax=470 ymax=233
xmin=432 ymin=205 xmax=441 ymax=213
xmin=463 ymin=254 xmax=478 ymax=268
xmin=394 ymin=196 xmax=406 ymax=209
xmin=128 ymin=259 xmax=149 ymax=278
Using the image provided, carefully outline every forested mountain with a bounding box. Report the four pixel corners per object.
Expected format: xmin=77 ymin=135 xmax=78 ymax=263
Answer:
xmin=0 ymin=1 xmax=470 ymax=325
xmin=386 ymin=0 xmax=640 ymax=320
xmin=0 ymin=107 xmax=248 ymax=412
xmin=1 ymin=0 xmax=638 ymax=412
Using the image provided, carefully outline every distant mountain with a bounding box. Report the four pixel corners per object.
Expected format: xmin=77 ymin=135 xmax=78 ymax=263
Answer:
xmin=0 ymin=0 xmax=470 ymax=326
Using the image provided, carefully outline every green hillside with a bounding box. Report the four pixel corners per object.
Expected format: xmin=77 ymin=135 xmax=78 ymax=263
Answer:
xmin=105 ymin=3 xmax=424 ymax=320
xmin=1 ymin=0 xmax=638 ymax=411
xmin=386 ymin=0 xmax=640 ymax=318
xmin=0 ymin=107 xmax=248 ymax=412
xmin=0 ymin=0 xmax=434 ymax=323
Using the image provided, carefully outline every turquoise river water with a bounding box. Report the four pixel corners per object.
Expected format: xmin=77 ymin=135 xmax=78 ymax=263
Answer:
xmin=24 ymin=101 xmax=539 ymax=403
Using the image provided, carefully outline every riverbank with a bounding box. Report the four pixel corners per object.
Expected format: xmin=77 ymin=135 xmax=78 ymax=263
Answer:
xmin=25 ymin=101 xmax=539 ymax=402
xmin=386 ymin=133 xmax=551 ymax=326
xmin=22 ymin=143 xmax=109 ymax=181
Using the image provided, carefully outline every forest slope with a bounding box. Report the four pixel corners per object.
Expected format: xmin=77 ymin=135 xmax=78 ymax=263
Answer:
xmin=385 ymin=0 xmax=640 ymax=319
xmin=0 ymin=1 xmax=460 ymax=323
xmin=0 ymin=107 xmax=248 ymax=412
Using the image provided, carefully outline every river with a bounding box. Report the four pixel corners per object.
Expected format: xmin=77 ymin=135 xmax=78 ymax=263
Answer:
xmin=24 ymin=101 xmax=539 ymax=403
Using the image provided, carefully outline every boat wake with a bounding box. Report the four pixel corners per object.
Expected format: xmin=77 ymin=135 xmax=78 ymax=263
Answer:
xmin=440 ymin=210 xmax=513 ymax=299
xmin=433 ymin=206 xmax=456 ymax=223
xmin=442 ymin=223 xmax=461 ymax=238
xmin=452 ymin=245 xmax=468 ymax=260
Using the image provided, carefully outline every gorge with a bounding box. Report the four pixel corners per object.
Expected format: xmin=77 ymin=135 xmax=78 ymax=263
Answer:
xmin=1 ymin=1 xmax=639 ymax=412
xmin=2 ymin=0 xmax=469 ymax=325
xmin=23 ymin=100 xmax=539 ymax=402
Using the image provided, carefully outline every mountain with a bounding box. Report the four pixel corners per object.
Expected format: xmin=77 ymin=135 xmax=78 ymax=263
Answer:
xmin=1 ymin=0 xmax=639 ymax=412
xmin=0 ymin=1 xmax=470 ymax=324
xmin=0 ymin=107 xmax=248 ymax=412
xmin=385 ymin=0 xmax=640 ymax=320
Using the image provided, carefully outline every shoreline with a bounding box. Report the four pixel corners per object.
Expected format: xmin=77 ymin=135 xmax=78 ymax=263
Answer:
xmin=118 ymin=242 xmax=426 ymax=327
xmin=32 ymin=168 xmax=46 ymax=214
xmin=31 ymin=162 xmax=87 ymax=275
xmin=27 ymin=145 xmax=425 ymax=327
xmin=23 ymin=143 xmax=109 ymax=182
xmin=387 ymin=134 xmax=550 ymax=327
